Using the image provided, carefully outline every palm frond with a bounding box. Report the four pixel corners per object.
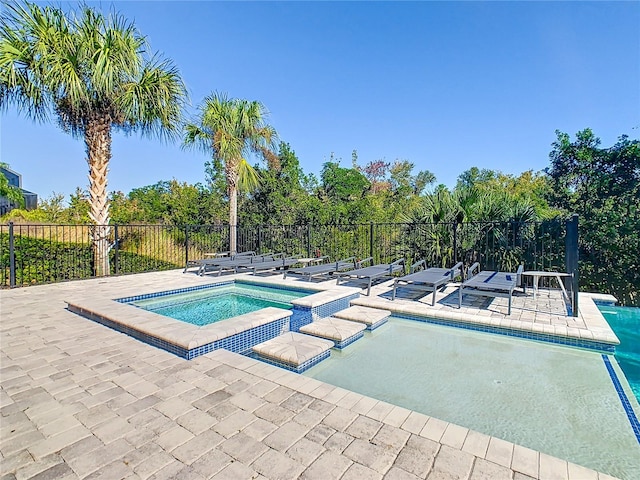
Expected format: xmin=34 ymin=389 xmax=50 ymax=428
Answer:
xmin=237 ymin=158 xmax=261 ymax=193
xmin=1 ymin=1 xmax=187 ymax=140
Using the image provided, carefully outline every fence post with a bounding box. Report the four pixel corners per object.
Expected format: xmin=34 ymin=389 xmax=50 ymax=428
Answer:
xmin=113 ymin=224 xmax=119 ymax=275
xmin=369 ymin=222 xmax=374 ymax=261
xmin=257 ymin=225 xmax=261 ymax=254
xmin=9 ymin=221 xmax=15 ymax=288
xmin=452 ymin=222 xmax=458 ymax=263
xmin=565 ymin=214 xmax=579 ymax=317
xmin=184 ymin=225 xmax=189 ymax=269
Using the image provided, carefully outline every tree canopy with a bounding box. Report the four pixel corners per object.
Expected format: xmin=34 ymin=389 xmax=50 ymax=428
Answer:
xmin=0 ymin=1 xmax=187 ymax=274
xmin=547 ymin=129 xmax=639 ymax=305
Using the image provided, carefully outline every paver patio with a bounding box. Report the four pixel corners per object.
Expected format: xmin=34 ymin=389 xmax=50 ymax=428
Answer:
xmin=0 ymin=270 xmax=618 ymax=479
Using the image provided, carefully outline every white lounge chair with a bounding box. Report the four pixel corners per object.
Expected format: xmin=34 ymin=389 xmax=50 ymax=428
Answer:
xmin=392 ymin=260 xmax=463 ymax=305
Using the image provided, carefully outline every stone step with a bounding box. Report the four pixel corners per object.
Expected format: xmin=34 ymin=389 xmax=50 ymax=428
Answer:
xmin=333 ymin=305 xmax=391 ymax=330
xmin=251 ymin=332 xmax=334 ymax=373
xmin=299 ymin=317 xmax=366 ymax=349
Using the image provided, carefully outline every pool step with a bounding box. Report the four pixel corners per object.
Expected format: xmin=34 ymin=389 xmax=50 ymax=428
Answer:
xmin=251 ymin=332 xmax=334 ymax=373
xmin=333 ymin=305 xmax=390 ymax=330
xmin=299 ymin=317 xmax=366 ymax=349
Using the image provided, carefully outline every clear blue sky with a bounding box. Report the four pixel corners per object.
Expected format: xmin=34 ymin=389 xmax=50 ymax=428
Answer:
xmin=2 ymin=1 xmax=638 ymax=200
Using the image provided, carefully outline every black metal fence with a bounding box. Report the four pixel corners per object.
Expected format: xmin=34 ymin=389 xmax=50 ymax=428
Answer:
xmin=1 ymin=216 xmax=576 ymax=286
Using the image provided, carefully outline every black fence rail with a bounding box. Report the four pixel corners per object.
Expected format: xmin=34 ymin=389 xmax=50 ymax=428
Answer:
xmin=233 ymin=220 xmax=569 ymax=272
xmin=2 ymin=216 xmax=576 ymax=283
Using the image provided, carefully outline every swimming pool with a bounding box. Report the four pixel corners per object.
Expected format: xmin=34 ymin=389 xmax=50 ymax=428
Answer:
xmin=600 ymin=305 xmax=640 ymax=403
xmin=131 ymin=283 xmax=310 ymax=325
xmin=303 ymin=317 xmax=640 ymax=479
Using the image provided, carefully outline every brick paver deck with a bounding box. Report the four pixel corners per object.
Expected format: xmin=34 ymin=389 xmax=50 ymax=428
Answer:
xmin=0 ymin=270 xmax=618 ymax=479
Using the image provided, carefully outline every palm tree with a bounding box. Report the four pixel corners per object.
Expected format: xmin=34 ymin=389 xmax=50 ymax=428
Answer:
xmin=183 ymin=92 xmax=277 ymax=254
xmin=0 ymin=2 xmax=187 ymax=275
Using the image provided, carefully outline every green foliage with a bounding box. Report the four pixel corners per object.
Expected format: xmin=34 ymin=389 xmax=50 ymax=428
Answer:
xmin=110 ymin=180 xmax=224 ymax=225
xmin=0 ymin=2 xmax=187 ymax=141
xmin=547 ymin=129 xmax=640 ymax=306
xmin=389 ymin=160 xmax=435 ymax=197
xmin=241 ymin=142 xmax=309 ymax=225
xmin=0 ymin=233 xmax=92 ymax=285
xmin=320 ymin=162 xmax=370 ymax=202
xmin=0 ymin=229 xmax=181 ymax=286
xmin=457 ymin=168 xmax=555 ymax=219
xmin=1 ymin=208 xmax=50 ymax=222
xmin=0 ymin=163 xmax=24 ymax=206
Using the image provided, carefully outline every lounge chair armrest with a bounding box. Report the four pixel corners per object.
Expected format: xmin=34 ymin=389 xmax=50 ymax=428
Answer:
xmin=450 ymin=261 xmax=464 ymax=279
xmin=516 ymin=264 xmax=524 ymax=286
xmin=410 ymin=259 xmax=426 ymax=273
xmin=339 ymin=256 xmax=357 ymax=266
xmin=357 ymin=257 xmax=373 ymax=267
xmin=390 ymin=258 xmax=405 ymax=274
xmin=466 ymin=262 xmax=480 ymax=279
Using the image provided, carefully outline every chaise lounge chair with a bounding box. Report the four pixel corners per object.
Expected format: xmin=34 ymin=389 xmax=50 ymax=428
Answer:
xmin=284 ymin=257 xmax=358 ymax=282
xmin=458 ymin=263 xmax=524 ymax=315
xmin=236 ymin=255 xmax=301 ymax=275
xmin=185 ymin=251 xmax=255 ymax=275
xmin=199 ymin=252 xmax=276 ymax=276
xmin=391 ymin=260 xmax=464 ymax=304
xmin=335 ymin=258 xmax=405 ymax=296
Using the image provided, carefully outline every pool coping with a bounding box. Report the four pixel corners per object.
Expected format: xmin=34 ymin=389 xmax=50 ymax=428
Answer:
xmin=351 ymin=292 xmax=620 ymax=353
xmin=65 ymin=278 xmax=361 ymax=359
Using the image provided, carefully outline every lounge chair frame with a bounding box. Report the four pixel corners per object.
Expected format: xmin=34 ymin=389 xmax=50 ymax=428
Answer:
xmin=391 ymin=260 xmax=463 ymax=305
xmin=199 ymin=252 xmax=276 ymax=276
xmin=284 ymin=257 xmax=357 ymax=282
xmin=458 ymin=263 xmax=524 ymax=315
xmin=335 ymin=258 xmax=405 ymax=296
xmin=184 ymin=251 xmax=255 ymax=274
xmin=236 ymin=256 xmax=301 ymax=275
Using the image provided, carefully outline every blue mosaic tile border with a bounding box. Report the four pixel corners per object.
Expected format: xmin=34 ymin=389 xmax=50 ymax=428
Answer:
xmin=290 ymin=305 xmax=313 ymax=332
xmin=602 ymin=355 xmax=640 ymax=444
xmin=310 ymin=293 xmax=360 ymax=320
xmin=290 ymin=293 xmax=361 ymax=332
xmin=368 ymin=318 xmax=388 ymax=331
xmin=69 ymin=303 xmax=289 ymax=360
xmin=299 ymin=330 xmax=363 ymax=349
xmin=594 ymin=300 xmax=617 ymax=307
xmin=86 ymin=281 xmax=356 ymax=365
xmin=392 ymin=313 xmax=616 ymax=354
xmin=187 ymin=317 xmax=289 ymax=359
xmin=115 ymin=279 xmax=316 ymax=304
xmin=335 ymin=331 xmax=364 ymax=349
xmin=116 ymin=280 xmax=234 ymax=303
xmin=235 ymin=280 xmax=317 ymax=296
xmin=68 ymin=305 xmax=190 ymax=358
xmin=246 ymin=350 xmax=331 ymax=374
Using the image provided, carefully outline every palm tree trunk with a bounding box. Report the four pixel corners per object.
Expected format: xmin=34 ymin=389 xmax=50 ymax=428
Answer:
xmin=85 ymin=116 xmax=112 ymax=277
xmin=229 ymin=185 xmax=238 ymax=255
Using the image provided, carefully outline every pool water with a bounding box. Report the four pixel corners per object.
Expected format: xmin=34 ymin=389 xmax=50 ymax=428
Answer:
xmin=600 ymin=305 xmax=640 ymax=403
xmin=132 ymin=283 xmax=309 ymax=326
xmin=304 ymin=317 xmax=640 ymax=479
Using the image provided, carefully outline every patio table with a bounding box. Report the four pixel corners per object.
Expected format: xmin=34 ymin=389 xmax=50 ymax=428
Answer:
xmin=522 ymin=270 xmax=572 ymax=308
